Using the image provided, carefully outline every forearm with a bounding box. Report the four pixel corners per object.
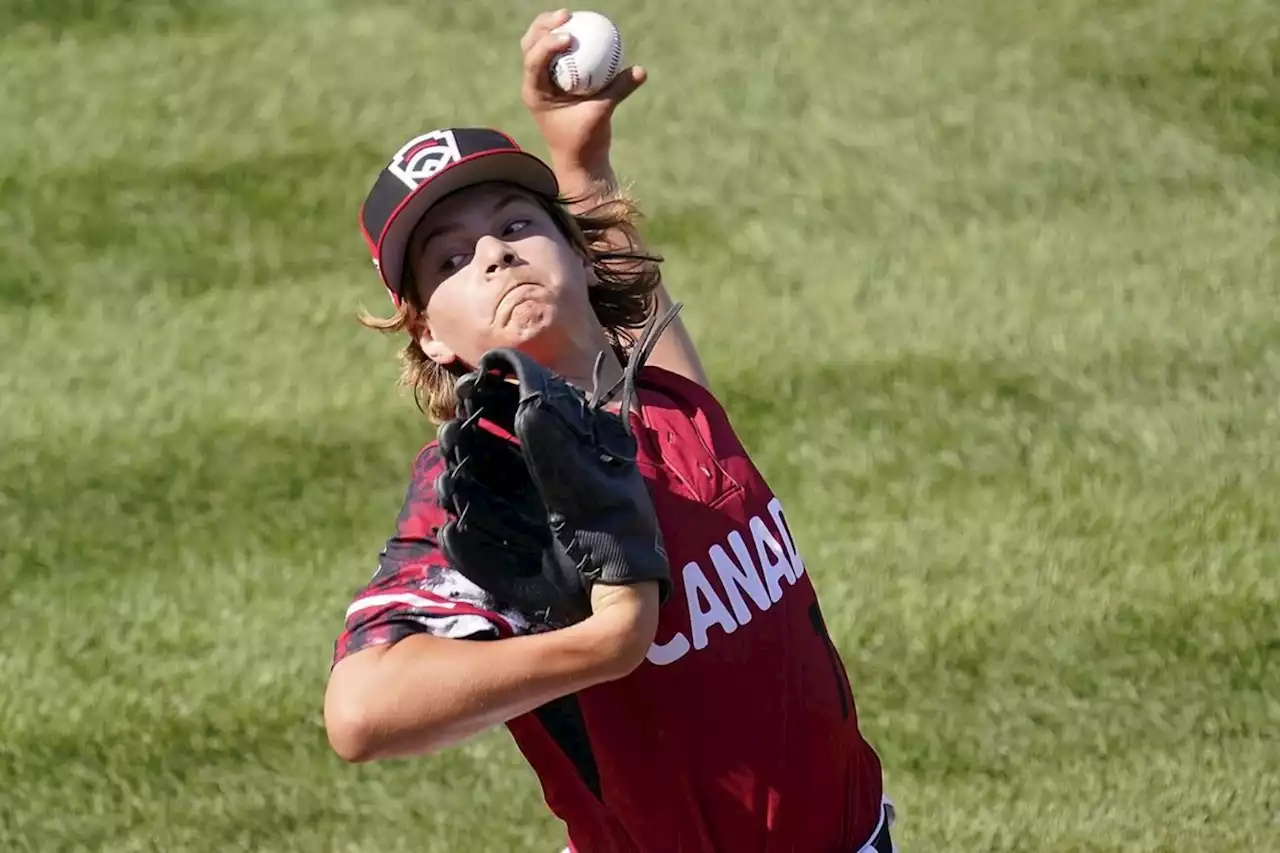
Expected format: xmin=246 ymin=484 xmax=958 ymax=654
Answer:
xmin=552 ymin=151 xmax=623 ymax=216
xmin=325 ymin=604 xmax=654 ymax=762
xmin=554 ymin=154 xmax=709 ymax=385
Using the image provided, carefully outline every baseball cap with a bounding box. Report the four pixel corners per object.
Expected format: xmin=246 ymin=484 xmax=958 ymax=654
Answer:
xmin=359 ymin=127 xmax=560 ymax=306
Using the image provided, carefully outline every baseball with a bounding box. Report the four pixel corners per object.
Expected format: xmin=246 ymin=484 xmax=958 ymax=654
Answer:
xmin=550 ymin=11 xmax=624 ymax=96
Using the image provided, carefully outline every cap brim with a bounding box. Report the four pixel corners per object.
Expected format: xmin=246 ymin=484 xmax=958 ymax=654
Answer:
xmin=375 ymin=150 xmax=559 ymax=301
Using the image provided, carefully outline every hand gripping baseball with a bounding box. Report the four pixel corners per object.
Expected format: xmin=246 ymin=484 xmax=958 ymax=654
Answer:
xmin=435 ymin=304 xmax=682 ymax=625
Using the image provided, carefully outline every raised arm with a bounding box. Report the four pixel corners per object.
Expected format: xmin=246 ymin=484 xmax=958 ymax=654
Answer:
xmin=521 ymin=10 xmax=710 ymax=388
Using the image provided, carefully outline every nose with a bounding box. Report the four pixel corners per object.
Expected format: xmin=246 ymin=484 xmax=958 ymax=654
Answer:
xmin=477 ymin=235 xmax=520 ymax=276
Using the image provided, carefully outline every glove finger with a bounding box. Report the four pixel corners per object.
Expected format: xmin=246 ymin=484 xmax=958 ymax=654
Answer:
xmin=439 ymin=387 xmax=525 ymax=475
xmin=434 ymin=466 xmax=463 ymax=514
xmin=474 ymin=383 xmax=522 ymax=436
xmin=437 ymin=417 xmax=464 ymax=464
xmin=438 ymin=451 xmax=547 ymax=545
xmin=455 ymin=372 xmax=479 ymax=407
xmin=454 ymin=419 xmax=530 ymax=489
xmin=436 ymin=417 xmax=480 ymax=514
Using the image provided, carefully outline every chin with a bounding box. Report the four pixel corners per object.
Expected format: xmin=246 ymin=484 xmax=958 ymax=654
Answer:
xmin=504 ymin=300 xmax=559 ymax=351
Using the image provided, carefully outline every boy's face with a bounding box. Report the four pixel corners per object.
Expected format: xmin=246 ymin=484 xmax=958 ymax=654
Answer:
xmin=404 ymin=183 xmax=595 ymax=370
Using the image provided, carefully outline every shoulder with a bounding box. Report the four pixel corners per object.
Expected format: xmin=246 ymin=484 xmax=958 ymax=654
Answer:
xmin=629 ymin=365 xmax=774 ymax=508
xmin=637 ymin=364 xmax=720 ymax=409
xmin=636 ymin=365 xmax=745 ymax=459
xmin=401 ymin=442 xmax=447 ymax=520
xmin=360 ymin=441 xmax=446 ymax=579
xmin=329 ymin=443 xmax=537 ymax=668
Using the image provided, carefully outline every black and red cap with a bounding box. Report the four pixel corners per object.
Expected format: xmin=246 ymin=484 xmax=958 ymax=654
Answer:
xmin=359 ymin=127 xmax=559 ymax=306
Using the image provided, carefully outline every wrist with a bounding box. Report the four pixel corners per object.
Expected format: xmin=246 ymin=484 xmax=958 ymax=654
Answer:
xmin=549 ymin=151 xmax=617 ymax=200
xmin=579 ymin=583 xmax=661 ymax=679
xmin=548 ymin=146 xmax=612 ymax=177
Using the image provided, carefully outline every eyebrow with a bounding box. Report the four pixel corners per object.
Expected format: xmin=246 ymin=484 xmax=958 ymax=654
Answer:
xmin=416 ymin=192 xmax=534 ymax=256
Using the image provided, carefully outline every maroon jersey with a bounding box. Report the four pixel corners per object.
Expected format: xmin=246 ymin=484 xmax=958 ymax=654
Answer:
xmin=333 ymin=367 xmax=884 ymax=852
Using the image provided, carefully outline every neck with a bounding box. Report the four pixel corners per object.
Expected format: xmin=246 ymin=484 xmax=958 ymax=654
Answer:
xmin=547 ymin=324 xmax=626 ymax=402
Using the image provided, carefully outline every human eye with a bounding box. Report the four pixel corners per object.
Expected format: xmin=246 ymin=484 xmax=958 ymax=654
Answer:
xmin=438 ymin=250 xmax=471 ymax=274
xmin=502 ymin=218 xmax=532 ymax=237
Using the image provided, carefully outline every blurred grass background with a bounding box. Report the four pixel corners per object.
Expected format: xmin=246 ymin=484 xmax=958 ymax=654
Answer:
xmin=2 ymin=0 xmax=1278 ymax=850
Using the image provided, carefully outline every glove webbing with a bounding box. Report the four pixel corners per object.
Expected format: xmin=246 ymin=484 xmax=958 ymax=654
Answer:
xmin=588 ymin=301 xmax=684 ymax=434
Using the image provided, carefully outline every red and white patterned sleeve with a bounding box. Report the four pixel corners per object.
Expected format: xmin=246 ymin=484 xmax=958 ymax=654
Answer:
xmin=331 ymin=444 xmax=538 ymax=668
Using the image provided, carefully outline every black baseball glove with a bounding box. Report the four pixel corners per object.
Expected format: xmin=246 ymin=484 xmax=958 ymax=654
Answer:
xmin=434 ymin=304 xmax=682 ymax=626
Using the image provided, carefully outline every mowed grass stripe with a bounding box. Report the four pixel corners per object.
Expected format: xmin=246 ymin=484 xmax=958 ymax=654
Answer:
xmin=901 ymin=739 xmax=1278 ymax=852
xmin=0 ymin=151 xmax=377 ymax=308
xmin=4 ymin=190 xmax=1275 ymax=434
xmin=5 ymin=366 xmax=1274 ymax=758
xmin=0 ymin=0 xmax=233 ymax=35
xmin=0 ymin=4 xmax=540 ymax=172
xmin=5 ymin=259 xmax=1278 ymax=850
xmin=1 ymin=543 xmax=1272 ymax=848
xmin=5 ymin=313 xmax=1274 ymax=596
xmin=5 ymin=333 xmax=1274 ymax=835
xmin=1 ymin=560 xmax=1272 ymax=849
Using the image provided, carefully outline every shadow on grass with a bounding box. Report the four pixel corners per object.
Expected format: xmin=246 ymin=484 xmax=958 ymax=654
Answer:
xmin=0 ymin=415 xmax=430 ymax=590
xmin=1057 ymin=5 xmax=1280 ymax=170
xmin=0 ymin=0 xmax=229 ymax=35
xmin=866 ymin=587 xmax=1277 ymax=781
xmin=718 ymin=352 xmax=1072 ymax=422
xmin=0 ymin=146 xmax=378 ymax=308
xmin=713 ymin=351 xmax=1085 ymax=494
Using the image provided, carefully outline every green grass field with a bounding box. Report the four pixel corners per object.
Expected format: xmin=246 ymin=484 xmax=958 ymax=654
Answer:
xmin=3 ymin=0 xmax=1278 ymax=850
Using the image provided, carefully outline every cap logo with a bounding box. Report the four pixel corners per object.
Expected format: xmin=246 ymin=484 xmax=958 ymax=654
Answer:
xmin=386 ymin=130 xmax=462 ymax=191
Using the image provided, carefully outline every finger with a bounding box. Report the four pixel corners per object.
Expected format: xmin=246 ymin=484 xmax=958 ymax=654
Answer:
xmin=519 ymin=10 xmax=562 ymax=53
xmin=523 ymin=28 xmax=575 ymax=92
xmin=595 ymin=65 xmax=647 ymax=105
xmin=520 ymin=8 xmax=572 ymax=54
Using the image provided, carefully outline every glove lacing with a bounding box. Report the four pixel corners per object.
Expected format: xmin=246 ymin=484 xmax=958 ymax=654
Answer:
xmin=587 ymin=301 xmax=684 ymax=434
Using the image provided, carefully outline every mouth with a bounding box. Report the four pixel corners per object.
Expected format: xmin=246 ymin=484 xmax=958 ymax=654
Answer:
xmin=496 ymin=282 xmax=541 ymax=322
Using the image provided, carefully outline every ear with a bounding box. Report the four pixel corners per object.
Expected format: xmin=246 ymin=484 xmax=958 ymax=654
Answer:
xmin=410 ymin=310 xmax=458 ymax=367
xmin=421 ymin=337 xmax=457 ymax=366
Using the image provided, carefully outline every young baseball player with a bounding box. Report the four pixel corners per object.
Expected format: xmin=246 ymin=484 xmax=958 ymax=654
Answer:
xmin=324 ymin=11 xmax=894 ymax=852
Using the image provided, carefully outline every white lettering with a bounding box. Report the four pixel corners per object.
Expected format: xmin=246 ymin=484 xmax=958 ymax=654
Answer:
xmin=710 ymin=539 xmax=771 ymax=625
xmin=644 ymin=498 xmax=809 ymax=667
xmin=684 ymin=561 xmax=739 ymax=650
xmin=751 ymin=515 xmax=795 ymax=600
xmin=728 ymin=528 xmax=776 ymax=604
xmin=768 ymin=497 xmax=806 ymax=578
xmin=646 ymin=630 xmax=691 ymax=665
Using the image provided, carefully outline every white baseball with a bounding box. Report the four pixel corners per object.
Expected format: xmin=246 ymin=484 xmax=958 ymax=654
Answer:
xmin=549 ymin=11 xmax=624 ymax=97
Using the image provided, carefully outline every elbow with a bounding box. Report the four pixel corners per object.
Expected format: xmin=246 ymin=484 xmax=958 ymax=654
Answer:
xmin=324 ymin=695 xmax=380 ymax=764
xmin=325 ymin=660 xmax=394 ymax=763
xmin=323 ymin=664 xmax=452 ymax=763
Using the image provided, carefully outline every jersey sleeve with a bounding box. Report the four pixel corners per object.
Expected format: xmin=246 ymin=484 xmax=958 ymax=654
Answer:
xmin=331 ymin=443 xmax=538 ymax=668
